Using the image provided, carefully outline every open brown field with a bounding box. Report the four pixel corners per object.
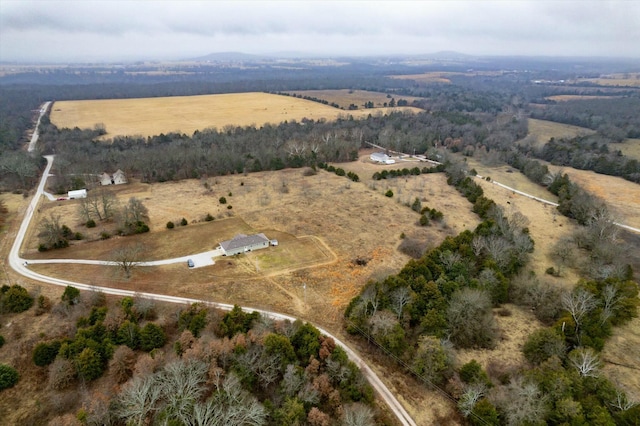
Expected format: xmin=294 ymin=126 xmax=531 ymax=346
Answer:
xmin=545 ymin=95 xmax=621 ymax=102
xmin=525 ymin=118 xmax=595 ymax=148
xmin=617 ymin=138 xmax=640 ymax=161
xmin=547 ymin=165 xmax=640 ymax=230
xmin=389 ymin=70 xmax=505 ymax=84
xmin=575 ymin=73 xmax=640 ymax=87
xmin=49 ymin=92 xmax=420 ymax=138
xmin=289 ymin=89 xmax=424 ymax=109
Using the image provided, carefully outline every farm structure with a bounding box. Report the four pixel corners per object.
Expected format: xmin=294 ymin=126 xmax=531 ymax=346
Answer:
xmin=219 ymin=233 xmax=272 ymax=256
xmin=100 ymin=169 xmax=127 ymax=186
xmin=370 ymin=152 xmax=395 ymax=164
xmin=68 ymin=189 xmax=87 ymax=199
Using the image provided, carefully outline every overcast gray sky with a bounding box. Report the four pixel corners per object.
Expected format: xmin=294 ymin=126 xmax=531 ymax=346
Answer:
xmin=1 ymin=0 xmax=638 ymax=63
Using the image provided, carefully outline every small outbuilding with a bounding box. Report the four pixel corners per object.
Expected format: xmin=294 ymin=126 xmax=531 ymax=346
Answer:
xmin=370 ymin=152 xmax=395 ymax=164
xmin=100 ymin=169 xmax=128 ymax=186
xmin=68 ymin=189 xmax=87 ymax=199
xmin=220 ymin=233 xmax=270 ymax=256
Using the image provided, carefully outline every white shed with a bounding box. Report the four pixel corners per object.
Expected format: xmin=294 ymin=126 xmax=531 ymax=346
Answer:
xmin=370 ymin=152 xmax=395 ymax=164
xmin=113 ymin=169 xmax=127 ymax=185
xmin=68 ymin=189 xmax=87 ymax=199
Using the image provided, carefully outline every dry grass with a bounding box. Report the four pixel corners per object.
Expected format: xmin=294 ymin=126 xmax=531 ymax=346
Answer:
xmin=389 ymin=71 xmax=505 ymax=84
xmin=547 ymin=165 xmax=640 ymax=230
xmin=545 ymin=95 xmax=621 ymax=102
xmin=525 ymin=118 xmax=594 ymax=148
xmin=616 ymin=138 xmax=640 ymax=161
xmin=49 ymin=92 xmax=420 ymax=139
xmin=289 ymin=89 xmax=424 ymax=109
xmin=575 ymin=73 xmax=640 ymax=87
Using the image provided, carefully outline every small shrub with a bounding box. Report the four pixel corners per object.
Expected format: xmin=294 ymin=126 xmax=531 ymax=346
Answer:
xmin=61 ymin=286 xmax=80 ymax=306
xmin=219 ymin=196 xmax=227 ymax=204
xmin=228 ymin=192 xmax=232 ymax=197
xmin=86 ymin=219 xmax=96 ymax=228
xmin=385 ymin=190 xmax=394 ymax=197
xmin=419 ymin=214 xmax=430 ymax=226
xmin=166 ymin=221 xmax=175 ymax=229
xmin=38 ymin=244 xmax=47 ymax=252
xmin=0 ymin=335 xmax=4 ymax=348
xmin=100 ymin=232 xmax=110 ymax=240
xmin=227 ymin=205 xmax=233 ymax=210
xmin=0 ymin=364 xmax=19 ymax=390
xmin=204 ymin=213 xmax=214 ymax=222
xmin=74 ymin=232 xmax=83 ymax=240
xmin=35 ymin=295 xmax=52 ymax=316
xmin=180 ymin=218 xmax=188 ymax=226
xmin=1 ymin=285 xmax=34 ymax=313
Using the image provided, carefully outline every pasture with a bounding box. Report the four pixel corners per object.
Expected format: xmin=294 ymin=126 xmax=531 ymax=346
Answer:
xmin=617 ymin=138 xmax=640 ymax=161
xmin=49 ymin=92 xmax=420 ymax=138
xmin=575 ymin=73 xmax=640 ymax=87
xmin=289 ymin=89 xmax=424 ymax=109
xmin=545 ymin=95 xmax=620 ymax=102
xmin=525 ymin=118 xmax=595 ymax=148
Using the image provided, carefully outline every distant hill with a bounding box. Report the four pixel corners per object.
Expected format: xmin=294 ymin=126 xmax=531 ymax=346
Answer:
xmin=191 ymin=52 xmax=268 ymax=62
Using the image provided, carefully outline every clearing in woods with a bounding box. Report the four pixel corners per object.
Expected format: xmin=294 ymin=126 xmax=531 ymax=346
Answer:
xmin=49 ymin=92 xmax=421 ymax=139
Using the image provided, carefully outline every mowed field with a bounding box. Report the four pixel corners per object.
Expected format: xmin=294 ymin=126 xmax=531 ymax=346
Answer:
xmin=50 ymin=92 xmax=421 ymax=138
xmin=289 ymin=89 xmax=424 ymax=109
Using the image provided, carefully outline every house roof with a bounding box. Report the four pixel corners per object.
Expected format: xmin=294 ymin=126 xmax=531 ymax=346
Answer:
xmin=220 ymin=233 xmax=269 ymax=252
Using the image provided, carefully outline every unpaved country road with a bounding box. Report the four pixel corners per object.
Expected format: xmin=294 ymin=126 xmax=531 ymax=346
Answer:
xmin=8 ymin=153 xmax=417 ymax=426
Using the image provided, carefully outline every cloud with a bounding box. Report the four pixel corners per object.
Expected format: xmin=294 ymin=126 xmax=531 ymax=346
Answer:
xmin=1 ymin=0 xmax=638 ymax=62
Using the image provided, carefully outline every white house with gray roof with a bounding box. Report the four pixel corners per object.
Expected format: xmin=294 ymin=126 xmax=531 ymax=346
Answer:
xmin=219 ymin=233 xmax=271 ymax=256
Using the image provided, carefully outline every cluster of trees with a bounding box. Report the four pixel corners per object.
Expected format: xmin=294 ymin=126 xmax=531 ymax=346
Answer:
xmin=346 ymin=200 xmax=534 ymax=357
xmin=538 ymin=135 xmax=640 ymax=183
xmin=317 ymin=162 xmax=360 ymax=182
xmin=32 ymin=290 xmax=167 ymax=386
xmin=99 ymin=302 xmax=376 ymax=425
xmin=36 ymin=192 xmax=149 ymax=251
xmin=276 ymin=92 xmax=342 ymax=109
xmin=530 ymin=96 xmax=640 ymax=139
xmin=8 ymin=284 xmax=379 ymax=424
xmin=469 ymin=272 xmax=640 ymax=425
xmin=372 ymin=164 xmax=444 ymax=180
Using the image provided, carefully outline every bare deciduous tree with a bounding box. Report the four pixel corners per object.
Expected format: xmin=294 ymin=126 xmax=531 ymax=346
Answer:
xmin=342 ymin=403 xmax=375 ymax=426
xmin=447 ymin=288 xmax=497 ymax=348
xmin=112 ymin=244 xmax=145 ymax=279
xmin=389 ymin=286 xmax=412 ymax=320
xmin=569 ymin=347 xmax=601 ymax=378
xmin=495 ymin=376 xmax=548 ymax=426
xmin=115 ymin=375 xmax=162 ymax=426
xmin=458 ymin=383 xmax=487 ymax=417
xmin=561 ymin=288 xmax=597 ymax=343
